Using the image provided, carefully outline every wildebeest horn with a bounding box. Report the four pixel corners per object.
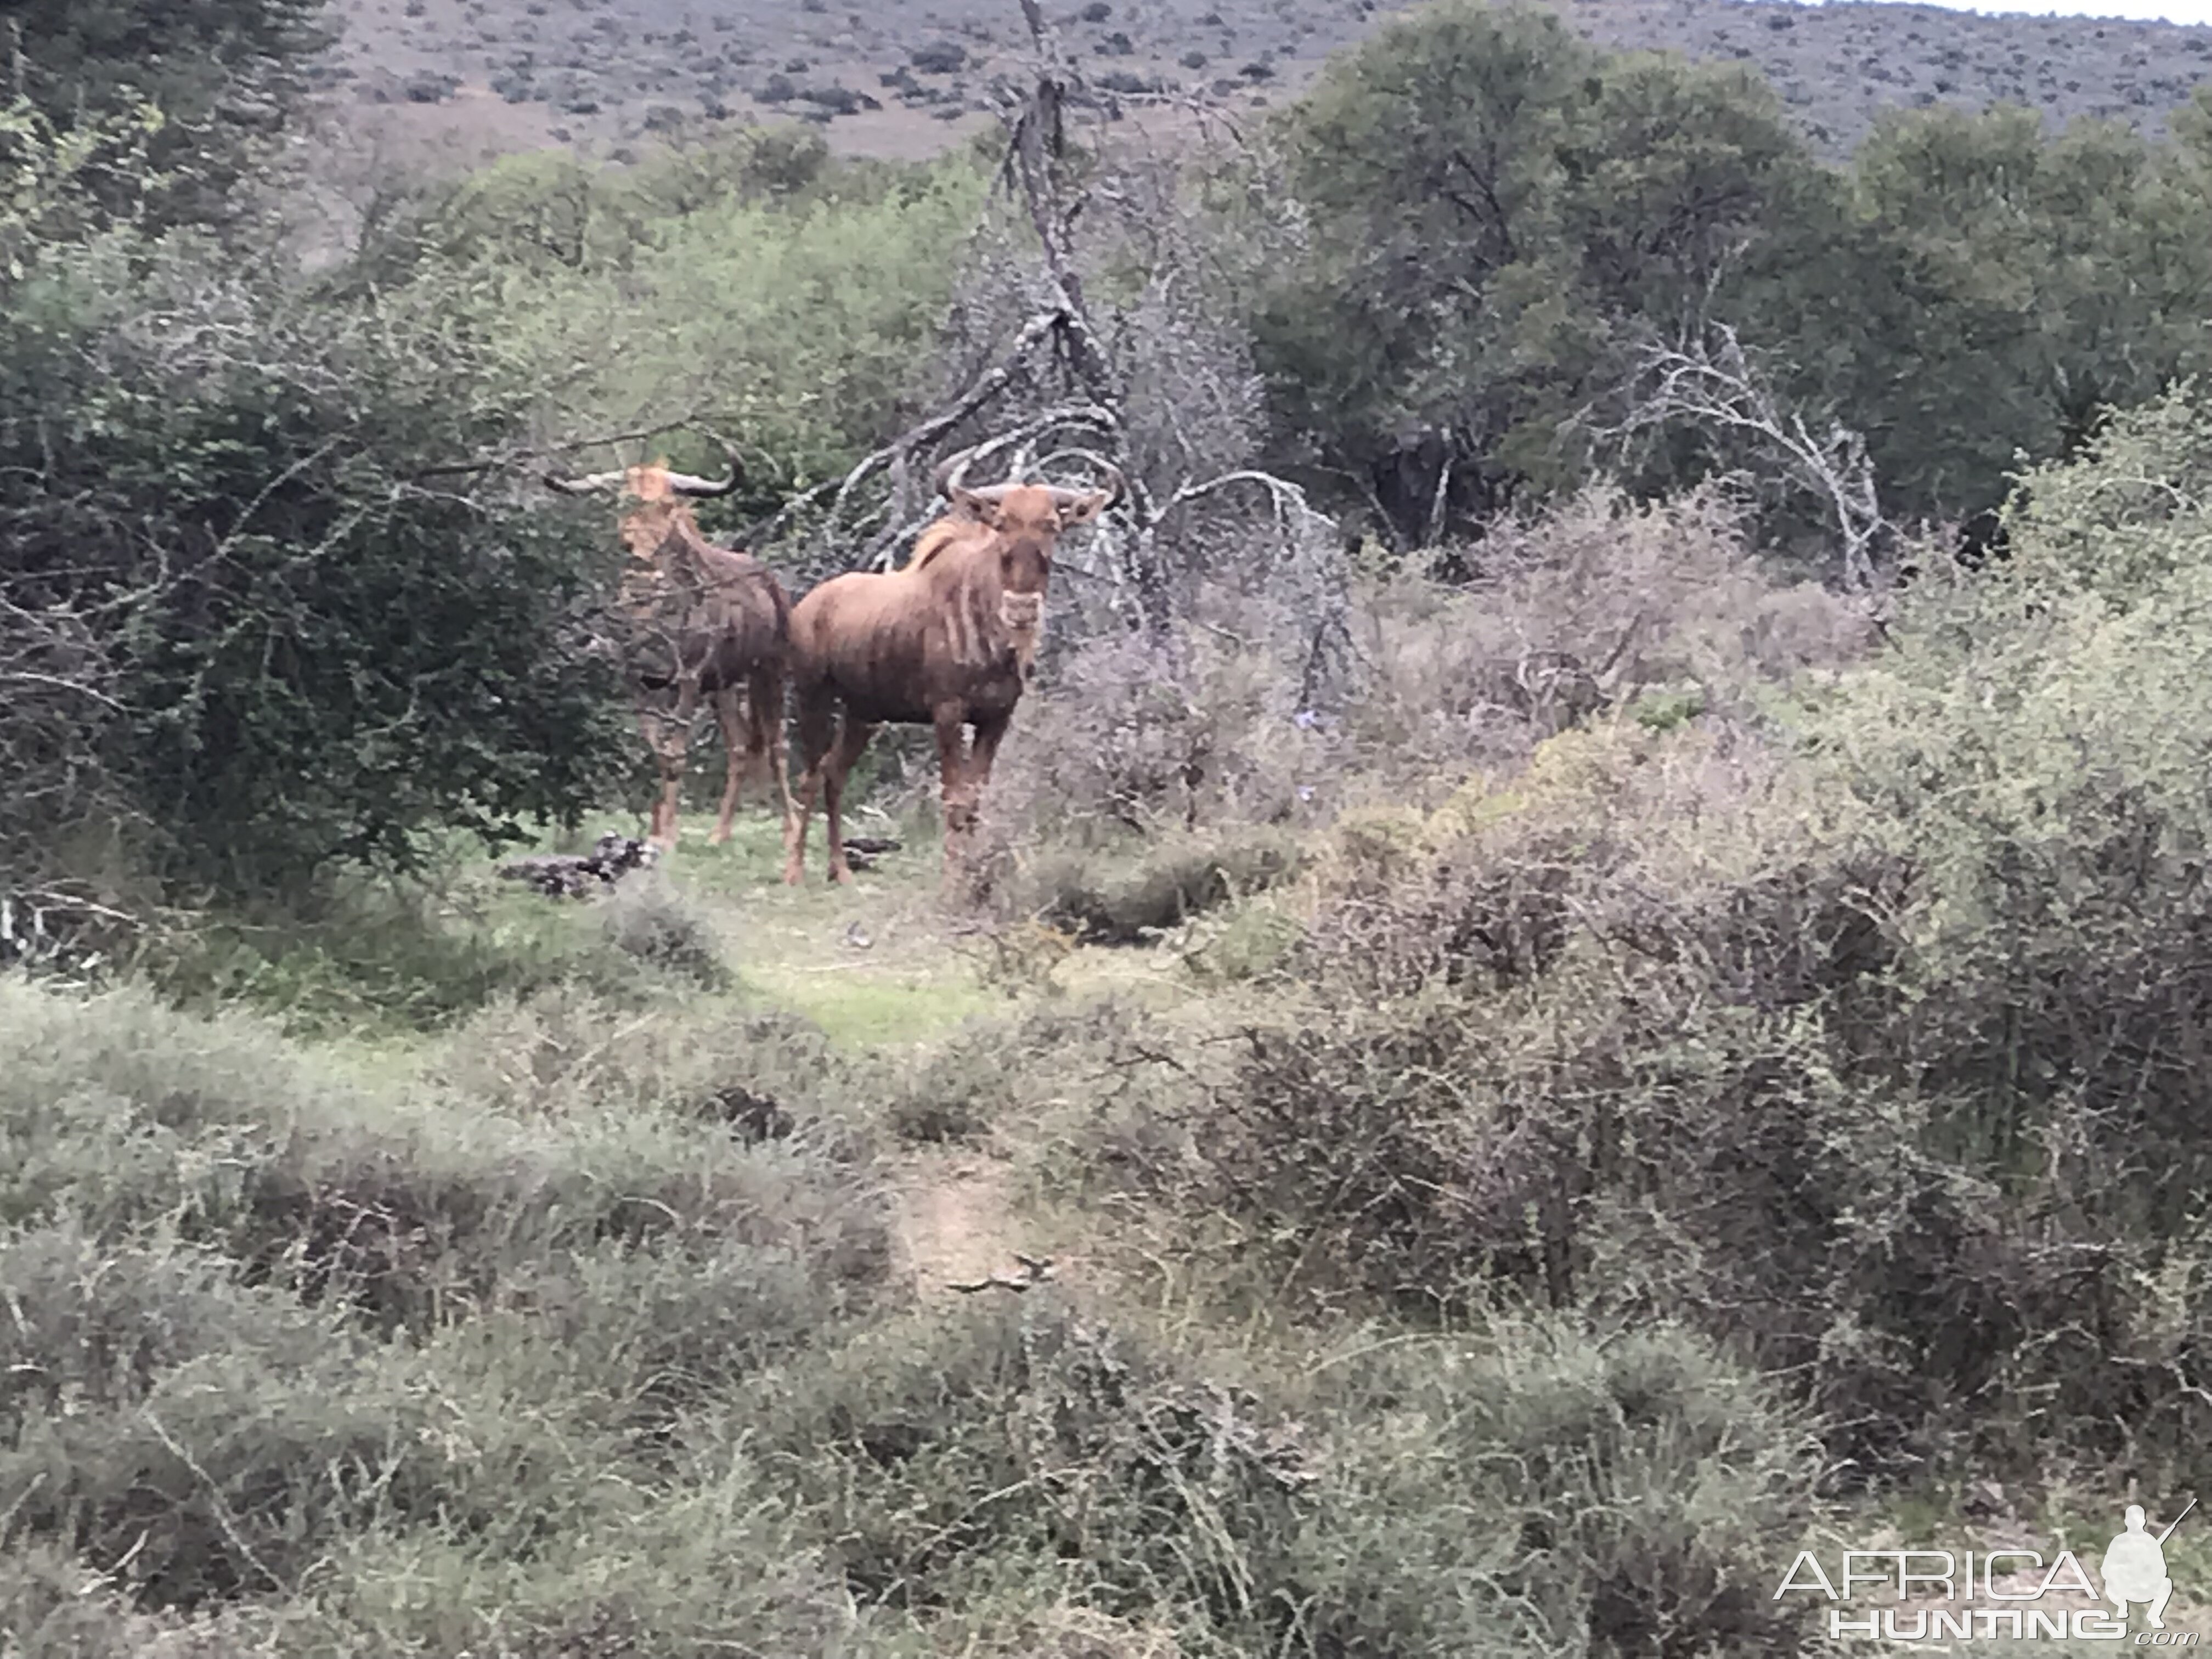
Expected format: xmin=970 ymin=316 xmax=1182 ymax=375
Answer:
xmin=1049 ymin=462 xmax=1124 ymax=507
xmin=933 ymin=448 xmax=978 ymax=499
xmin=661 ymin=442 xmax=744 ymax=496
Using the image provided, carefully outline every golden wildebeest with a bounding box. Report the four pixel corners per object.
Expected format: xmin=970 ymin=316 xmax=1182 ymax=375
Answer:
xmin=544 ymin=449 xmax=795 ymax=852
xmin=780 ymin=448 xmax=1123 ymax=889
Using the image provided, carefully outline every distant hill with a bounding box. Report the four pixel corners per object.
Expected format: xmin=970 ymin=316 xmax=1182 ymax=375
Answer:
xmin=309 ymin=0 xmax=2212 ymax=171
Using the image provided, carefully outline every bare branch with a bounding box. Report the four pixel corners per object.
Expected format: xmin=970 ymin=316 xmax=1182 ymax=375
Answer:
xmin=1582 ymin=321 xmax=1898 ymax=591
xmin=947 ymin=1254 xmax=1057 ymax=1294
xmin=405 ymin=416 xmax=713 ymax=481
xmin=730 ymin=318 xmax=1085 ymax=554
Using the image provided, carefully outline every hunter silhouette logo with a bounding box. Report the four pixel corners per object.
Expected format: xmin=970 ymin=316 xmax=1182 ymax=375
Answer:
xmin=2103 ymin=1500 xmax=2192 ymax=1631
xmin=1775 ymin=1498 xmax=2197 ymax=1642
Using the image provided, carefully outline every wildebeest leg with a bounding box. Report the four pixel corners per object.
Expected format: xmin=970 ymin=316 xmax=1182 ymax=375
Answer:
xmin=782 ymin=687 xmax=837 ymax=885
xmin=708 ymin=685 xmax=751 ymax=847
xmin=665 ymin=676 xmax=707 ymax=849
xmin=967 ymin=712 xmax=1011 ymax=800
xmin=822 ymin=715 xmax=878 ymax=887
xmin=753 ymin=662 xmax=797 ymax=841
xmin=637 ymin=690 xmax=694 ymax=851
xmin=634 ymin=708 xmax=667 ymax=845
xmin=933 ymin=705 xmax=977 ymax=887
xmin=949 ymin=711 xmax=1011 ymax=898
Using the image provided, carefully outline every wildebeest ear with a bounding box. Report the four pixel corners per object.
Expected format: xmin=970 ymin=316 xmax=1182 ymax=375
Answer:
xmin=1056 ymin=489 xmax=1111 ymax=528
xmin=948 ymin=485 xmax=1001 ymax=524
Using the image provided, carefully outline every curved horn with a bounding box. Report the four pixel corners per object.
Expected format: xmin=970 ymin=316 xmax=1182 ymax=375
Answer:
xmin=1048 ymin=462 xmax=1125 ymax=507
xmin=660 ymin=443 xmax=744 ymax=497
xmin=543 ymin=467 xmax=630 ymax=495
xmin=933 ymin=446 xmax=984 ymax=500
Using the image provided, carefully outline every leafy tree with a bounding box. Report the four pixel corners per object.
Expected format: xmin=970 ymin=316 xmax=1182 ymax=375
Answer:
xmin=352 ymin=125 xmax=840 ymax=286
xmin=1761 ymin=104 xmax=2210 ymax=529
xmin=390 ymin=137 xmax=995 ymax=530
xmin=1244 ymin=4 xmax=2212 ymax=556
xmin=0 ymin=86 xmax=166 ymax=277
xmin=1247 ymin=0 xmax=1818 ymax=545
xmin=0 ymin=0 xmax=330 ymax=232
xmin=0 ymin=230 xmax=631 ymax=898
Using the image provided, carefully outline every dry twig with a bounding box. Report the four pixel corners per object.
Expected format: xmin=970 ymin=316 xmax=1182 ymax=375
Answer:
xmin=1584 ymin=321 xmax=1897 ymax=591
xmin=948 ymin=1253 xmax=1058 ymax=1295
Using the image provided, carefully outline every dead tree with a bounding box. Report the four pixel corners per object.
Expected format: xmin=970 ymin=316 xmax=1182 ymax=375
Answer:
xmin=1590 ymin=321 xmax=1898 ymax=592
xmin=736 ymin=0 xmax=1355 ymax=708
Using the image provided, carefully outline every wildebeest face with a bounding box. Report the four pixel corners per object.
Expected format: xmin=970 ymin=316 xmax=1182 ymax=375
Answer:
xmin=938 ymin=465 xmax=1120 ymax=645
xmin=950 ymin=485 xmax=1114 ymax=594
xmin=619 ymin=500 xmax=679 ymax=558
xmin=943 ymin=486 xmax=1058 ymax=637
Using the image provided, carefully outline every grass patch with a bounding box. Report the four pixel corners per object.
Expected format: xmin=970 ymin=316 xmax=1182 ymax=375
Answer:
xmin=743 ymin=964 xmax=1000 ymax=1049
xmin=139 ymin=877 xmax=619 ymax=1041
xmin=0 ymin=978 xmax=894 ymax=1339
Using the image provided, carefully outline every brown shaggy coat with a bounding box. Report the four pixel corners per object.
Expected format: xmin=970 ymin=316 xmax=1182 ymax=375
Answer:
xmin=546 ymin=456 xmax=794 ymax=850
xmin=780 ymin=464 xmax=1120 ymax=888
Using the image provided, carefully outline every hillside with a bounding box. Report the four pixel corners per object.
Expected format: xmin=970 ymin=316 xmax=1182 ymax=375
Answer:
xmin=317 ymin=0 xmax=2212 ymax=168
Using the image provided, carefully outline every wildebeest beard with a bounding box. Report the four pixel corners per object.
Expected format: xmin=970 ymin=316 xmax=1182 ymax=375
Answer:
xmin=1001 ymin=593 xmax=1045 ymax=679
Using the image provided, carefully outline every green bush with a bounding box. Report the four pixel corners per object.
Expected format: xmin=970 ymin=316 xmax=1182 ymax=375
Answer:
xmin=884 ymin=1030 xmax=1010 ymax=1144
xmin=426 ymin=979 xmax=867 ymax=1134
xmin=682 ymin=1299 xmax=1822 ymax=1657
xmin=380 ymin=123 xmax=840 ymax=278
xmin=1286 ymin=1317 xmax=1822 ymax=1656
xmin=142 ymin=876 xmax=647 ymax=1039
xmin=0 ymin=1223 xmax=454 ymax=1606
xmin=1181 ymin=899 xmax=1305 ymax=985
xmin=416 ymin=138 xmax=994 ymax=528
xmin=0 ymin=1538 xmax=270 ymax=1657
xmin=0 ymin=229 xmax=631 ymax=900
xmin=0 ymin=980 xmax=892 ymax=1339
xmin=1813 ymin=385 xmax=2212 ymax=1224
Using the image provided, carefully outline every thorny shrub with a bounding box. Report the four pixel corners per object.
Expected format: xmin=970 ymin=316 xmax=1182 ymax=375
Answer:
xmin=1296 ymin=721 xmax=1898 ymax=1019
xmin=594 ymin=873 xmax=730 ymax=989
xmin=1114 ymin=396 xmax=2212 ymax=1493
xmin=0 ymin=979 xmax=893 ymax=1342
xmin=986 ymin=483 xmax=1874 ymax=879
xmin=697 ymin=1296 xmax=1824 ymax=1657
xmin=1336 ymin=483 xmax=1875 ymax=783
xmin=426 ymin=978 xmax=865 ymax=1140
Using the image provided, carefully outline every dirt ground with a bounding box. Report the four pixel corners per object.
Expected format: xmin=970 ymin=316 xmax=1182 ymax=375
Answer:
xmin=314 ymin=0 xmax=2212 ymax=176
